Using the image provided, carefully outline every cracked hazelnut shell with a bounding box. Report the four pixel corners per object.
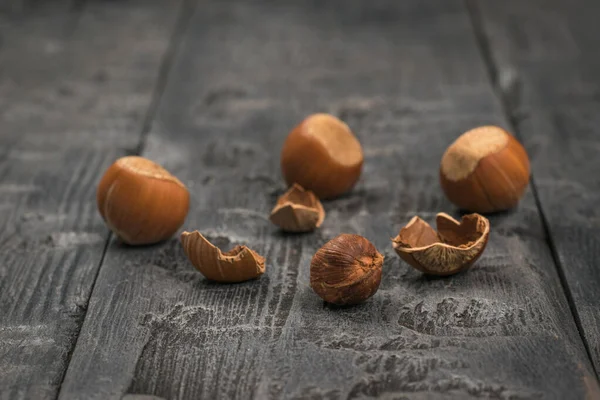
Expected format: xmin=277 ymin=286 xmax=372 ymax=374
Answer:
xmin=392 ymin=213 xmax=489 ymax=276
xmin=180 ymin=231 xmax=265 ymax=283
xmin=281 ymin=113 xmax=363 ymax=199
xmin=269 ymin=184 xmax=325 ymax=232
xmin=310 ymin=234 xmax=383 ymax=305
xmin=440 ymin=126 xmax=530 ymax=213
xmin=97 ymin=156 xmax=189 ymax=245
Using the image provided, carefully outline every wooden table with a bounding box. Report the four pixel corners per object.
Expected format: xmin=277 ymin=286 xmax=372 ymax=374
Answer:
xmin=1 ymin=1 xmax=599 ymax=399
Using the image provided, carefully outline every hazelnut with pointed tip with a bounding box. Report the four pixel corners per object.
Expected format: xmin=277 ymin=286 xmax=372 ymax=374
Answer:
xmin=392 ymin=213 xmax=490 ymax=276
xmin=180 ymin=231 xmax=265 ymax=283
xmin=269 ymin=184 xmax=325 ymax=232
xmin=281 ymin=113 xmax=363 ymax=199
xmin=97 ymin=156 xmax=189 ymax=245
xmin=440 ymin=126 xmax=530 ymax=213
xmin=310 ymin=234 xmax=383 ymax=305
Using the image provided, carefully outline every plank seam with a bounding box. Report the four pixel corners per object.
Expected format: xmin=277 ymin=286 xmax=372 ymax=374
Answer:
xmin=54 ymin=230 xmax=112 ymax=398
xmin=464 ymin=0 xmax=600 ymax=380
xmin=70 ymin=0 xmax=85 ymax=12
xmin=66 ymin=0 xmax=87 ymax=34
xmin=134 ymin=0 xmax=200 ymax=156
xmin=54 ymin=0 xmax=200 ymax=397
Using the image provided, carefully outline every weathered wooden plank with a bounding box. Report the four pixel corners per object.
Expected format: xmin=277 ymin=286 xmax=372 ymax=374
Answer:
xmin=0 ymin=0 xmax=75 ymax=18
xmin=0 ymin=1 xmax=184 ymax=398
xmin=0 ymin=0 xmax=31 ymax=15
xmin=471 ymin=0 xmax=600 ymax=112
xmin=60 ymin=1 xmax=599 ymax=399
xmin=472 ymin=0 xmax=600 ymax=376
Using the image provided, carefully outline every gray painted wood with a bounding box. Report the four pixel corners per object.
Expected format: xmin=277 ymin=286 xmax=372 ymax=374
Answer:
xmin=60 ymin=1 xmax=599 ymax=399
xmin=0 ymin=1 xmax=183 ymax=398
xmin=0 ymin=0 xmax=75 ymax=16
xmin=0 ymin=0 xmax=30 ymax=15
xmin=473 ymin=0 xmax=600 ymax=376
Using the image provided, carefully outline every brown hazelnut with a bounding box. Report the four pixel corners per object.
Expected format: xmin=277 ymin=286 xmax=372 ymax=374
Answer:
xmin=392 ymin=213 xmax=490 ymax=276
xmin=310 ymin=234 xmax=383 ymax=305
xmin=440 ymin=126 xmax=530 ymax=213
xmin=280 ymin=113 xmax=363 ymax=199
xmin=97 ymin=156 xmax=189 ymax=245
xmin=269 ymin=184 xmax=325 ymax=232
xmin=180 ymin=231 xmax=265 ymax=283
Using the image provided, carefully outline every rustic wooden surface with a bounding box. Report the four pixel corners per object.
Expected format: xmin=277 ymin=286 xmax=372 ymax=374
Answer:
xmin=0 ymin=0 xmax=184 ymax=398
xmin=472 ymin=0 xmax=600 ymax=377
xmin=1 ymin=1 xmax=599 ymax=399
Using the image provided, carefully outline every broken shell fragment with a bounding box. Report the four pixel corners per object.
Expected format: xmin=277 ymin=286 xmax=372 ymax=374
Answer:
xmin=391 ymin=213 xmax=490 ymax=276
xmin=180 ymin=231 xmax=265 ymax=282
xmin=269 ymin=183 xmax=325 ymax=232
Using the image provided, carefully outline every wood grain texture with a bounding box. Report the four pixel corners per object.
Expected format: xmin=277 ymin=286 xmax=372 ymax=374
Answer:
xmin=472 ymin=0 xmax=600 ymax=376
xmin=0 ymin=1 xmax=183 ymax=398
xmin=0 ymin=0 xmax=39 ymax=15
xmin=58 ymin=1 xmax=600 ymax=399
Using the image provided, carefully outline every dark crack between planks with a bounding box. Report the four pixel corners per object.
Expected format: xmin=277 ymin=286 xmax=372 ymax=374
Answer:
xmin=134 ymin=0 xmax=200 ymax=156
xmin=54 ymin=0 xmax=201 ymax=397
xmin=464 ymin=0 xmax=600 ymax=380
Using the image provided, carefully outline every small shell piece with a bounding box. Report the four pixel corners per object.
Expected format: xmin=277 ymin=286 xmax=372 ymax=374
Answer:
xmin=269 ymin=184 xmax=325 ymax=232
xmin=392 ymin=213 xmax=490 ymax=276
xmin=180 ymin=231 xmax=265 ymax=282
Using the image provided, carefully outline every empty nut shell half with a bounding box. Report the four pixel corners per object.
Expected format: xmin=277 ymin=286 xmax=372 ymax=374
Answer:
xmin=391 ymin=213 xmax=489 ymax=276
xmin=180 ymin=231 xmax=265 ymax=283
xmin=269 ymin=184 xmax=325 ymax=232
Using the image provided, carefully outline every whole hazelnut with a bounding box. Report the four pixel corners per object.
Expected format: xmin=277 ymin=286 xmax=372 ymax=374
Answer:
xmin=310 ymin=234 xmax=383 ymax=305
xmin=440 ymin=126 xmax=530 ymax=213
xmin=97 ymin=156 xmax=189 ymax=245
xmin=281 ymin=113 xmax=363 ymax=199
